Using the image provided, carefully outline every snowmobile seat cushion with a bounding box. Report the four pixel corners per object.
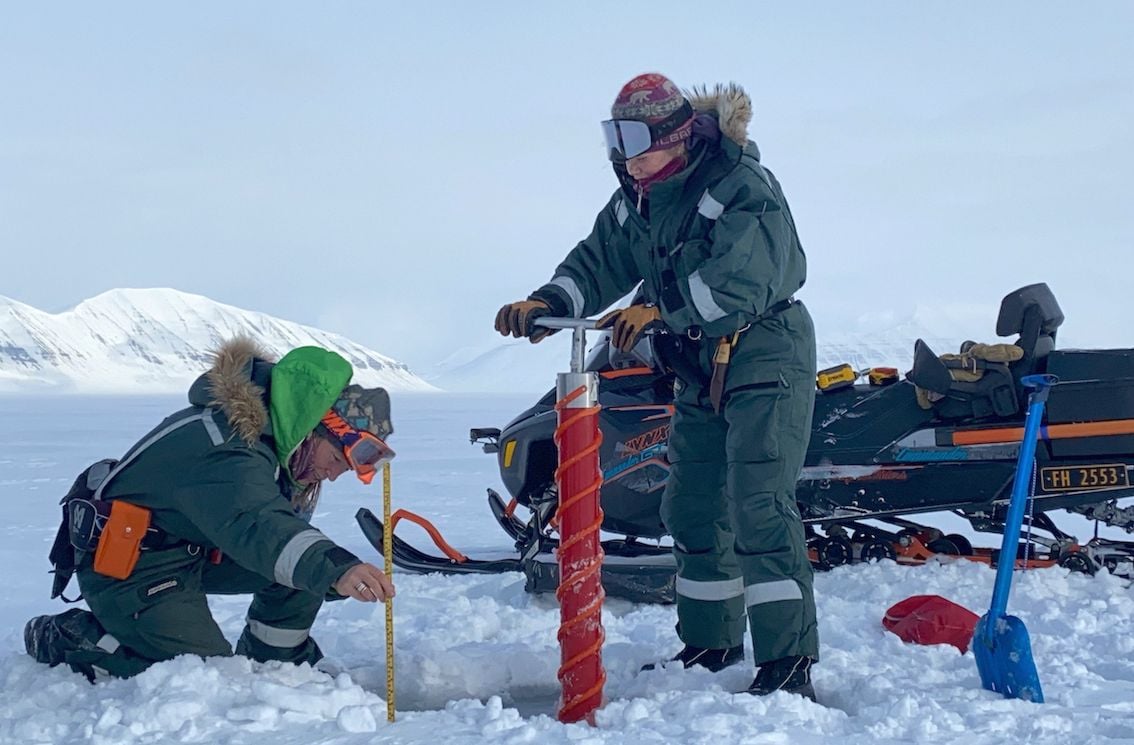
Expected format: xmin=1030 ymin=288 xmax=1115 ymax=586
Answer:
xmin=882 ymin=594 xmax=978 ymax=653
xmin=910 ymin=340 xmax=1021 ymax=418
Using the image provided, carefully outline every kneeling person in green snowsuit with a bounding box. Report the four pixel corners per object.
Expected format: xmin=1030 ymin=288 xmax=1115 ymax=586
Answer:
xmin=25 ymin=338 xmax=396 ymax=680
xmin=496 ymin=73 xmax=819 ymax=699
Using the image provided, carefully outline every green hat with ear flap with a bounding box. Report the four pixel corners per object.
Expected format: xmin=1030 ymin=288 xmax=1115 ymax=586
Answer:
xmin=269 ymin=347 xmax=354 ymax=476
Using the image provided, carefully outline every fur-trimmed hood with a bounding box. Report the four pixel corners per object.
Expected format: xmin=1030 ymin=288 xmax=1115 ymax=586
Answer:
xmin=190 ymin=336 xmax=276 ymax=446
xmin=188 ymin=338 xmax=355 ymax=475
xmin=686 ymin=82 xmax=753 ymax=148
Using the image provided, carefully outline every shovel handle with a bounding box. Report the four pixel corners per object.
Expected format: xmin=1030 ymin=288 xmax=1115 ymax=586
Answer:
xmin=984 ymin=374 xmax=1059 ymax=635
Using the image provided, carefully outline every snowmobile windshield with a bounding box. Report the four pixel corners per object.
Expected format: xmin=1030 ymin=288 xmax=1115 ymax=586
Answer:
xmin=586 ymin=331 xmax=659 ymax=372
xmin=585 ymin=337 xmax=609 ymax=371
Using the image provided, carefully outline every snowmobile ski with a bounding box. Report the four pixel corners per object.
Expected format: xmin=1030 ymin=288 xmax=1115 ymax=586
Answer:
xmin=356 ymin=508 xmax=522 ymax=575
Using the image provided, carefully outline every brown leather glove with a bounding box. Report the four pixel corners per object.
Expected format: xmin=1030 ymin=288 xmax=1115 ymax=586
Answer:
xmin=597 ymin=303 xmax=663 ymax=353
xmin=494 ymin=299 xmax=554 ymax=343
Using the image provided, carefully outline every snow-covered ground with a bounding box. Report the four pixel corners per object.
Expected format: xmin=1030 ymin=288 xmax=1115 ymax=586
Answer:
xmin=3 ymin=393 xmax=1134 ymax=744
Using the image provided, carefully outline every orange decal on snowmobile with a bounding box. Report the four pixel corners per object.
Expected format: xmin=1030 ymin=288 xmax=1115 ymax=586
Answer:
xmin=950 ymin=418 xmax=1134 ymax=446
xmin=599 ymin=367 xmax=654 ymax=379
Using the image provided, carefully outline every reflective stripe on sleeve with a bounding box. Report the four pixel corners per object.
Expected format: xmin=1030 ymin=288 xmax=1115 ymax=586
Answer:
xmin=745 ymin=579 xmax=803 ymax=607
xmin=615 ymin=198 xmax=629 ymax=226
xmin=675 ymin=576 xmax=745 ymax=602
xmin=688 ymin=270 xmax=728 ymax=322
xmin=86 ymin=460 xmax=114 ymax=490
xmin=202 ymin=408 xmax=224 ymax=446
xmin=697 ymin=191 xmax=725 ymax=220
xmin=96 ymin=634 xmax=120 ymax=654
xmin=94 ymin=412 xmax=223 ymax=499
xmin=549 ymin=275 xmax=585 ymax=318
xmin=246 ymin=618 xmax=311 ymax=649
xmin=274 ymin=529 xmax=330 ymax=588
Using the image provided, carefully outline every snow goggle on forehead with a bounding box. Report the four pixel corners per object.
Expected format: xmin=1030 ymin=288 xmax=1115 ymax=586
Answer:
xmin=600 ymin=100 xmax=694 ymax=162
xmin=320 ymin=410 xmax=396 ymax=485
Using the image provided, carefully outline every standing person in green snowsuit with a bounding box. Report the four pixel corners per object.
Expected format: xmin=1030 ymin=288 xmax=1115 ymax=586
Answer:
xmin=495 ymin=73 xmax=819 ymax=699
xmin=24 ymin=337 xmax=397 ymax=680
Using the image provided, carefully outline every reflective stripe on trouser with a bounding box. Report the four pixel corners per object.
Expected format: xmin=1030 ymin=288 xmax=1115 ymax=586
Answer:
xmin=662 ymin=303 xmax=818 ymax=663
xmin=202 ymin=557 xmax=325 ymax=665
xmin=662 ymin=409 xmax=746 ymax=650
xmin=79 ymin=553 xmax=327 ymax=677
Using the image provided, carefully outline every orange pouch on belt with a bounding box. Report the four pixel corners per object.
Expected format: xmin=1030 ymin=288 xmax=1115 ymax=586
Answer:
xmin=93 ymin=501 xmax=151 ymax=580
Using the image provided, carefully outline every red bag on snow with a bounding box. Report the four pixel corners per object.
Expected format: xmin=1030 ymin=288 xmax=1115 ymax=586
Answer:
xmin=882 ymin=595 xmax=979 ymax=653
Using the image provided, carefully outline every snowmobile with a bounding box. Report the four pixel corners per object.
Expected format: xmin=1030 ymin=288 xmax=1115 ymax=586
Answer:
xmin=358 ymin=283 xmax=1134 ymax=603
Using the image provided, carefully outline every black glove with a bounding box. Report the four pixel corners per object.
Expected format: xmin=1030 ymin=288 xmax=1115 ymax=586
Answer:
xmin=596 ymin=304 xmax=663 ymax=353
xmin=494 ymin=299 xmax=554 ymax=343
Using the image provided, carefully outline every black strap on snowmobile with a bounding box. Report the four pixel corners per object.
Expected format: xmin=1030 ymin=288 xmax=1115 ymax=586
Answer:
xmin=941 ymin=356 xmax=993 ymax=374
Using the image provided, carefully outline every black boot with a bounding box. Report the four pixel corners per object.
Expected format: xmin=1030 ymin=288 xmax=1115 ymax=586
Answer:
xmin=747 ymin=656 xmax=816 ymax=701
xmin=24 ymin=609 xmax=107 ymax=681
xmin=235 ymin=626 xmax=324 ymax=666
xmin=641 ymin=643 xmax=744 ymax=673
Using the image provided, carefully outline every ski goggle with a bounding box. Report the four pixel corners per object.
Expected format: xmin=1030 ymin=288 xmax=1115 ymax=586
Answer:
xmin=600 ymin=100 xmax=695 ymax=162
xmin=601 ymin=119 xmax=655 ymax=161
xmin=320 ymin=410 xmax=396 ymax=485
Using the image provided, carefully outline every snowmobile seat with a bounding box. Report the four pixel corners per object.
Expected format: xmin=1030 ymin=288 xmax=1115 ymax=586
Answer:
xmin=908 ymin=338 xmax=1019 ymax=420
xmin=910 ymin=284 xmax=1064 ymax=420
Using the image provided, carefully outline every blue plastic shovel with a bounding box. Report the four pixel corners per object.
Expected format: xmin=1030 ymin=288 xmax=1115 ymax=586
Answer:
xmin=973 ymin=373 xmax=1058 ymax=702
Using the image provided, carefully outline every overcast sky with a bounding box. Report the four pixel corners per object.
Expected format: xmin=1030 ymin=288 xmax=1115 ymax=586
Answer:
xmin=2 ymin=3 xmax=1131 ymax=371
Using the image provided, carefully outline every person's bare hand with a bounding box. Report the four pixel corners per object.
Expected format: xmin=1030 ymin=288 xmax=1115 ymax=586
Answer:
xmin=334 ymin=563 xmax=395 ymax=602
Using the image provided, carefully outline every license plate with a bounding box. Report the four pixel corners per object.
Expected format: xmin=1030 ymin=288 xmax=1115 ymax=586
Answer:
xmin=1040 ymin=464 xmax=1129 ymax=492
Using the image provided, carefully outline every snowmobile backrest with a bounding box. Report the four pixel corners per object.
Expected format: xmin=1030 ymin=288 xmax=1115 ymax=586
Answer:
xmin=995 ymin=283 xmax=1064 ymax=338
xmin=996 ymin=283 xmax=1063 ymax=363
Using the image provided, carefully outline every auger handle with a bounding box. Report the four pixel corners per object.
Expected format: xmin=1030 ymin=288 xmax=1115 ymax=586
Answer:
xmin=534 ymin=317 xmax=602 ymax=373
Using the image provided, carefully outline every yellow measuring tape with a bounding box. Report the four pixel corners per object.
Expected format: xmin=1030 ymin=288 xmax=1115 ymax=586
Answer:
xmin=383 ymin=462 xmax=395 ymax=722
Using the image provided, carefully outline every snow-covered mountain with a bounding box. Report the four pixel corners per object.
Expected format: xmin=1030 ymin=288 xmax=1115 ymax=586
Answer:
xmin=0 ymin=288 xmax=436 ymax=393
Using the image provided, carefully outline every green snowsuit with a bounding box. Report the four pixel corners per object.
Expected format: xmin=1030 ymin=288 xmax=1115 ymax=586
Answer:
xmin=71 ymin=339 xmax=364 ymax=677
xmin=530 ymin=84 xmax=818 ymax=664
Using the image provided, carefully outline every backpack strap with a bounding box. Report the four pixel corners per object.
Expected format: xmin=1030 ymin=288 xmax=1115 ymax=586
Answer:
xmin=49 ymin=407 xmax=227 ymax=600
